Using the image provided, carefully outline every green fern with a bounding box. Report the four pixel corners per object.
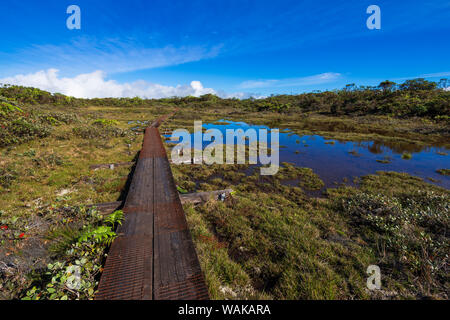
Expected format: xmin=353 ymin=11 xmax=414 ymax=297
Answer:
xmin=104 ymin=210 xmax=124 ymax=226
xmin=78 ymin=225 xmax=117 ymax=245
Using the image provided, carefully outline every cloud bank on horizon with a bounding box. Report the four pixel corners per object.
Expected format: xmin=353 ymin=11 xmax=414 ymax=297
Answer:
xmin=0 ymin=69 xmax=260 ymax=99
xmin=2 ymin=69 xmax=448 ymax=99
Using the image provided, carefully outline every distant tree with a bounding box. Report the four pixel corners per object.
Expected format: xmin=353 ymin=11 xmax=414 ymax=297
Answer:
xmin=344 ymin=83 xmax=356 ymax=92
xmin=400 ymin=78 xmax=437 ymax=91
xmin=199 ymin=94 xmax=220 ymax=102
xmin=378 ymin=80 xmax=397 ymax=92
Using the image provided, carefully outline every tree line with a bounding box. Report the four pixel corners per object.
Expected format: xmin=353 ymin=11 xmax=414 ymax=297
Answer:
xmin=0 ymin=78 xmax=448 ymax=119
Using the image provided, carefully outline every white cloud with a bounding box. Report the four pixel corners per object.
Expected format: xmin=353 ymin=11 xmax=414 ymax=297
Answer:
xmin=0 ymin=69 xmax=254 ymax=99
xmin=392 ymin=71 xmax=450 ymax=82
xmin=240 ymin=80 xmax=278 ymax=89
xmin=0 ymin=37 xmax=222 ymax=76
xmin=239 ymin=72 xmax=341 ymax=89
xmin=419 ymin=71 xmax=450 ymax=78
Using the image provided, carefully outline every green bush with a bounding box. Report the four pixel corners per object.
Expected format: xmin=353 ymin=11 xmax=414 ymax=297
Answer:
xmin=1 ymin=78 xmax=449 ymax=119
xmin=0 ymin=100 xmax=52 ymax=147
xmin=36 ymin=113 xmax=77 ymax=126
xmin=339 ymin=190 xmax=449 ymax=294
xmin=0 ymin=99 xmax=23 ymax=115
xmin=92 ymin=119 xmax=119 ymax=127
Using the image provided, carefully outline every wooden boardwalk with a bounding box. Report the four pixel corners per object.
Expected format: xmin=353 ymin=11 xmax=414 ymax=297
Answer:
xmin=95 ymin=114 xmax=209 ymax=300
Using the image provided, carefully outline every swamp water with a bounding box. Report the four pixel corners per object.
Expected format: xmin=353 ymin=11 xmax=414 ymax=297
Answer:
xmin=164 ymin=119 xmax=450 ymax=190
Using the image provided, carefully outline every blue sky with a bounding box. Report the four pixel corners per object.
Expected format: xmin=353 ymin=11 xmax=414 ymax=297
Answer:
xmin=1 ymin=0 xmax=449 ymax=98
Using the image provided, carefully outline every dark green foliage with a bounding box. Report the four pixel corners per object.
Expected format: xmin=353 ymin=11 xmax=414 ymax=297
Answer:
xmin=254 ymin=101 xmax=292 ymax=113
xmin=39 ymin=112 xmax=79 ymax=125
xmin=400 ymin=78 xmax=438 ymax=91
xmin=0 ymin=85 xmax=85 ymax=107
xmin=163 ymin=78 xmax=449 ymax=118
xmin=0 ymin=98 xmax=52 ymax=147
xmin=1 ymin=78 xmax=448 ymax=119
xmin=1 ymin=95 xmax=78 ymax=147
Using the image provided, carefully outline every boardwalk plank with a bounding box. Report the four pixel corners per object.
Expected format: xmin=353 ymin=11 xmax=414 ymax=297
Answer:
xmin=96 ymin=117 xmax=208 ymax=300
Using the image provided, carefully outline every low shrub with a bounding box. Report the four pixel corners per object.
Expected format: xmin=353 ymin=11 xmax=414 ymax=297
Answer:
xmin=72 ymin=124 xmax=126 ymax=139
xmin=339 ymin=190 xmax=449 ymax=296
xmin=0 ymin=100 xmax=52 ymax=147
xmin=92 ymin=119 xmax=119 ymax=127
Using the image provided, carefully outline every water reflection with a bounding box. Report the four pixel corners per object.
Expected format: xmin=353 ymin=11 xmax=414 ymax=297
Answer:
xmin=165 ymin=119 xmax=450 ymax=190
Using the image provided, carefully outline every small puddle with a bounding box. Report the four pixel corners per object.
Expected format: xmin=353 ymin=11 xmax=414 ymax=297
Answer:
xmin=128 ymin=120 xmax=150 ymax=132
xmin=165 ymin=119 xmax=450 ymax=190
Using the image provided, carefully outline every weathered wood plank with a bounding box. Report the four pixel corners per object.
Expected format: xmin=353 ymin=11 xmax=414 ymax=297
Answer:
xmin=96 ymin=154 xmax=155 ymax=300
xmin=153 ymin=156 xmax=209 ymax=300
xmin=96 ymin=111 xmax=208 ymax=300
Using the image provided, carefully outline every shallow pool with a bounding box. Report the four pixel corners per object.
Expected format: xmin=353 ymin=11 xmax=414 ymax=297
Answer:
xmin=166 ymin=119 xmax=450 ymax=190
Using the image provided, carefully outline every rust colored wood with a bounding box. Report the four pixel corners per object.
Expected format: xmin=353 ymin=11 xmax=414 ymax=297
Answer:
xmin=96 ymin=112 xmax=208 ymax=300
xmin=139 ymin=127 xmax=167 ymax=159
xmin=151 ymin=110 xmax=178 ymax=128
xmin=95 ymin=158 xmax=154 ymax=300
xmin=153 ymin=157 xmax=209 ymax=300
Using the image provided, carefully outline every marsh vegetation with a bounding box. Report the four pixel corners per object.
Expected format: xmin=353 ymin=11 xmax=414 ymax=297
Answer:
xmin=0 ymin=80 xmax=448 ymax=299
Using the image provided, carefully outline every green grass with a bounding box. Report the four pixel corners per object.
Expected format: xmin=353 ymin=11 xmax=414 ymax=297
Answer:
xmin=172 ymin=147 xmax=449 ymax=299
xmin=0 ymin=87 xmax=449 ymax=300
